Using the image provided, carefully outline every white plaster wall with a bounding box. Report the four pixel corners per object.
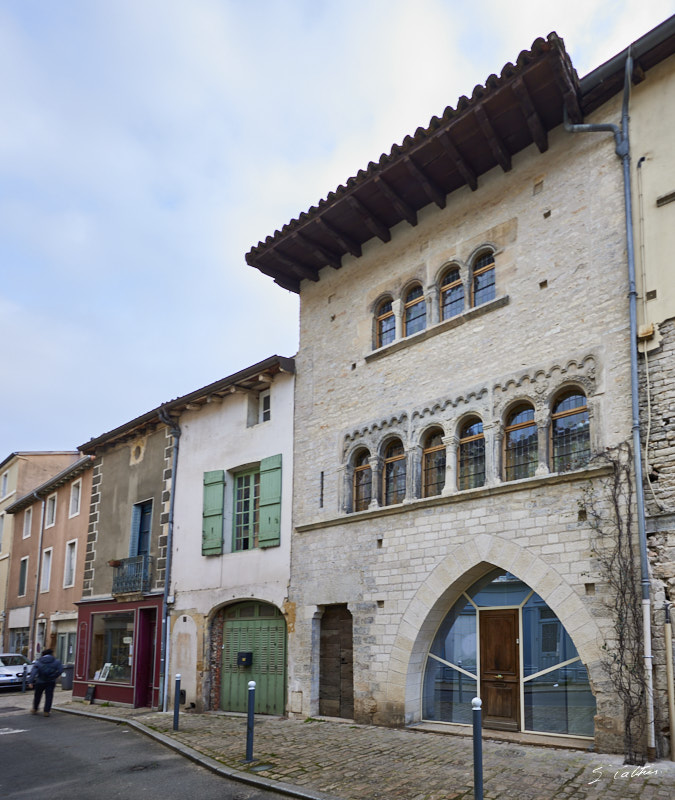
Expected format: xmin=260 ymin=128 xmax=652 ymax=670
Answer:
xmin=171 ymin=371 xmax=294 ymax=614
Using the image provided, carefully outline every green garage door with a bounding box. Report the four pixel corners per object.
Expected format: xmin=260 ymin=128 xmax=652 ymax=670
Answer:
xmin=221 ymin=602 xmax=286 ymax=715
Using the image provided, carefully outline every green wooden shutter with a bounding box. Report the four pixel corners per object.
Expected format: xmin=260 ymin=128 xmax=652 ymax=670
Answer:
xmin=202 ymin=470 xmax=225 ymax=555
xmin=258 ymin=455 xmax=282 ymax=548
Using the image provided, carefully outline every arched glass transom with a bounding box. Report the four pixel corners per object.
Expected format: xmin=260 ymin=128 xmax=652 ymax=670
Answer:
xmin=422 ymin=569 xmax=595 ymax=737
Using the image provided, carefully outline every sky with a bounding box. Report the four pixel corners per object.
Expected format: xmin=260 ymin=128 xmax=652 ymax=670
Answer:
xmin=1 ymin=0 xmax=673 ymax=453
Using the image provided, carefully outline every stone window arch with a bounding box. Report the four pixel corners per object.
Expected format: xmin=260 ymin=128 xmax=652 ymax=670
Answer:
xmin=352 ymin=448 xmax=373 ymax=512
xmin=374 ymin=296 xmax=395 ymax=349
xmin=503 ymin=403 xmax=537 ymax=481
xmin=550 ymin=389 xmax=590 ymax=473
xmin=457 ymin=416 xmax=485 ymax=490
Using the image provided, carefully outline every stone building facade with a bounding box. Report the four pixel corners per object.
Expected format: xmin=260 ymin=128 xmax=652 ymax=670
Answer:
xmin=246 ymin=26 xmax=675 ymax=754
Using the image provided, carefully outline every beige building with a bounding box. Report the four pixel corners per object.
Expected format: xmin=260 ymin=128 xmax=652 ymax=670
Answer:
xmin=4 ymin=456 xmax=93 ymax=662
xmin=246 ymin=21 xmax=675 ymax=755
xmin=0 ymin=451 xmax=79 ymax=653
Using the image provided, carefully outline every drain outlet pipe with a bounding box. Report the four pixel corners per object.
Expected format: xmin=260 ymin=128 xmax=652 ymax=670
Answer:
xmin=158 ymin=407 xmax=181 ymax=712
xmin=564 ymin=54 xmax=656 ymax=759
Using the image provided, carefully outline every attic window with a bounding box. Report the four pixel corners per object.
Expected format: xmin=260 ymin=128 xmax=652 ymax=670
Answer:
xmin=259 ymin=389 xmax=271 ymax=423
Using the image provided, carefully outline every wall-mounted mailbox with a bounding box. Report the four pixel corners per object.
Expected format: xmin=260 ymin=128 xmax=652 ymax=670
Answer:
xmin=237 ymin=651 xmax=253 ymax=667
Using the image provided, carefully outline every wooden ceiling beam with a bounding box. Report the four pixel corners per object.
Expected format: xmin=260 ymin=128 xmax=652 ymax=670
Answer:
xmin=512 ymin=77 xmax=548 ymax=153
xmin=404 ymin=156 xmax=446 ymax=209
xmin=292 ymin=231 xmax=342 ymax=270
xmin=314 ymin=217 xmax=362 ymax=258
xmin=436 ymin=131 xmax=478 ymax=191
xmin=346 ymin=194 xmax=391 ymax=243
xmin=373 ymin=175 xmax=418 ymax=227
xmin=474 ymin=104 xmax=512 ymax=172
xmin=272 ymin=248 xmax=320 ymax=282
xmin=549 ymin=58 xmax=583 ymax=123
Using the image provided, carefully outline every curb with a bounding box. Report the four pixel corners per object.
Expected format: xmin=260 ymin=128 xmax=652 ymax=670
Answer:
xmin=56 ymin=706 xmax=339 ymax=800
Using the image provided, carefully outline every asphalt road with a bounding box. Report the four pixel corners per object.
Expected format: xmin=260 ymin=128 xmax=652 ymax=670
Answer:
xmin=0 ymin=703 xmax=284 ymax=800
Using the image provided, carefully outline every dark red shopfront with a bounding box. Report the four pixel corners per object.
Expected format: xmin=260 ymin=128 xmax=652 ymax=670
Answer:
xmin=73 ymin=594 xmax=162 ymax=708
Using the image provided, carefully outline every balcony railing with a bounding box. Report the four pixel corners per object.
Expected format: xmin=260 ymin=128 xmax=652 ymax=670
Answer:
xmin=111 ymin=555 xmax=153 ymax=595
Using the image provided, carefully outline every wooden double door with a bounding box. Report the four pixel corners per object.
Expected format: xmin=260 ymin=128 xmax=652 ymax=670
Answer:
xmin=479 ymin=609 xmax=520 ymax=731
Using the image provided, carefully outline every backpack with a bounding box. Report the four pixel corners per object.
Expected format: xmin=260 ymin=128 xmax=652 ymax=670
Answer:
xmin=37 ymin=658 xmax=61 ymax=682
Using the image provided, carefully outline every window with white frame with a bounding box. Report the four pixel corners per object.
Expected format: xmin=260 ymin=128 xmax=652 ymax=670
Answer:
xmin=1 ymin=471 xmax=8 ymax=498
xmin=258 ymin=389 xmax=271 ymax=423
xmin=41 ymin=548 xmax=53 ymax=593
xmin=63 ymin=540 xmax=77 ymax=588
xmin=46 ymin=493 xmax=57 ymax=527
xmin=69 ymin=480 xmax=82 ymax=517
xmin=23 ymin=507 xmax=32 ymax=538
xmin=18 ymin=556 xmax=29 ymax=596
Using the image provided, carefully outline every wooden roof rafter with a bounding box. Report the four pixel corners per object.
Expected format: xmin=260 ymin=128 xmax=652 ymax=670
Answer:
xmin=511 ymin=77 xmax=548 ymax=152
xmin=373 ymin=175 xmax=418 ymax=226
xmin=346 ymin=194 xmax=391 ymax=242
xmin=314 ymin=217 xmax=362 ymax=258
xmin=474 ymin=104 xmax=512 ymax=172
xmin=403 ymin=155 xmax=446 ymax=209
xmin=436 ymin=131 xmax=478 ymax=191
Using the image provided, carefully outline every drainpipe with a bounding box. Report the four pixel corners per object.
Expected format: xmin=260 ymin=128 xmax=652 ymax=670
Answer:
xmin=665 ymin=603 xmax=675 ymax=761
xmin=158 ymin=407 xmax=181 ymax=712
xmin=28 ymin=492 xmax=45 ymax=660
xmin=564 ymin=54 xmax=656 ymax=759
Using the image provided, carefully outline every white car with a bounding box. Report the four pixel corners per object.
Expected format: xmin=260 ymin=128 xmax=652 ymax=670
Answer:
xmin=0 ymin=653 xmax=32 ymax=688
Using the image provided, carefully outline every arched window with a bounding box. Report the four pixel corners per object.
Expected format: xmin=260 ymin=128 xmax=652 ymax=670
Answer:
xmin=353 ymin=449 xmax=372 ymax=512
xmin=472 ymin=251 xmax=495 ymax=307
xmin=375 ymin=298 xmax=395 ymax=349
xmin=403 ymin=285 xmax=426 ymax=336
xmin=504 ymin=404 xmax=537 ymax=481
xmin=440 ymin=267 xmax=464 ymax=320
xmin=422 ymin=429 xmax=446 ymax=497
xmin=551 ymin=391 xmax=590 ymax=472
xmin=458 ymin=418 xmax=485 ymax=490
xmin=382 ymin=439 xmax=406 ymax=505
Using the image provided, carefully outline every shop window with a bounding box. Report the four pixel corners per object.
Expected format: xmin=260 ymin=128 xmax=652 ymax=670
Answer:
xmin=458 ymin=418 xmax=485 ymax=490
xmin=382 ymin=439 xmax=406 ymax=506
xmin=440 ymin=267 xmax=464 ymax=320
xmin=504 ymin=404 xmax=537 ymax=481
xmin=551 ymin=391 xmax=590 ymax=472
xmin=422 ymin=429 xmax=446 ymax=497
xmin=89 ymin=611 xmax=135 ymax=683
xmin=404 ymin=285 xmax=426 ymax=336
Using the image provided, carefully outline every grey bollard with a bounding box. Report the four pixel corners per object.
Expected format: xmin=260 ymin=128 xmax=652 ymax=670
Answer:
xmin=472 ymin=697 xmax=483 ymax=800
xmin=245 ymin=680 xmax=256 ymax=762
xmin=173 ymin=674 xmax=181 ymax=731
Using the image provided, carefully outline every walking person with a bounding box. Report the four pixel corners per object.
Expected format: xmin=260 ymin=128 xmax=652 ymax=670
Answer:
xmin=29 ymin=648 xmax=63 ymax=717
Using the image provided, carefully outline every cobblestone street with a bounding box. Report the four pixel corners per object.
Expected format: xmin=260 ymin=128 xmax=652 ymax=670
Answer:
xmin=3 ymin=689 xmax=672 ymax=800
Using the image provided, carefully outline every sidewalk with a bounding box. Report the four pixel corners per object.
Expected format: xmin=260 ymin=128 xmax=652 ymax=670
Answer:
xmin=4 ymin=687 xmax=673 ymax=800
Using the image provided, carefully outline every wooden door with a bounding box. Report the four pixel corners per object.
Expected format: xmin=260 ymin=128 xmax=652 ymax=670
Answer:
xmin=480 ymin=609 xmax=519 ymax=731
xmin=319 ymin=605 xmax=354 ymax=718
xmin=221 ymin=607 xmax=286 ymax=715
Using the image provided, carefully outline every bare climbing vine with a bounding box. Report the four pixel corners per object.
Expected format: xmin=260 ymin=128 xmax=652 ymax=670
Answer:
xmin=583 ymin=441 xmax=647 ymax=765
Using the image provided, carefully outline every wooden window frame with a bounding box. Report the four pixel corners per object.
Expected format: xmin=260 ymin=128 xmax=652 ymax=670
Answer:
xmin=233 ymin=468 xmax=260 ymax=551
xmin=503 ymin=405 xmax=537 ymax=481
xmin=422 ymin=430 xmax=446 ymax=498
xmin=440 ymin=267 xmax=464 ymax=320
xmin=352 ymin=450 xmax=372 ymax=512
xmin=457 ymin=418 xmax=485 ymax=490
xmin=471 ymin=252 xmax=496 ymax=307
xmin=550 ymin=392 xmax=590 ymax=473
xmin=403 ymin=285 xmax=426 ymax=337
xmin=382 ymin=440 xmax=406 ymax=506
xmin=376 ymin=299 xmax=395 ymax=349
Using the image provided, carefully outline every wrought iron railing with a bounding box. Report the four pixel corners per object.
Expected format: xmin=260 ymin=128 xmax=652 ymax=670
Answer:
xmin=111 ymin=555 xmax=153 ymax=595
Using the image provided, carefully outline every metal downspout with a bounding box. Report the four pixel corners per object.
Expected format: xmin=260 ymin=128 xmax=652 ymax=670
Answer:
xmin=28 ymin=492 xmax=45 ymax=660
xmin=564 ymin=54 xmax=656 ymax=758
xmin=158 ymin=407 xmax=180 ymax=712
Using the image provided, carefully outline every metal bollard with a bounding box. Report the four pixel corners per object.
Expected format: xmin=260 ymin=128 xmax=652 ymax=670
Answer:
xmin=22 ymin=665 xmax=28 ymax=693
xmin=173 ymin=674 xmax=181 ymax=731
xmin=472 ymin=697 xmax=483 ymax=800
xmin=244 ymin=680 xmax=256 ymax=762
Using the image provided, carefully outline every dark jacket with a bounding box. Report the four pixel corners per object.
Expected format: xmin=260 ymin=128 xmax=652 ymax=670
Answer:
xmin=29 ymin=653 xmax=63 ymax=685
